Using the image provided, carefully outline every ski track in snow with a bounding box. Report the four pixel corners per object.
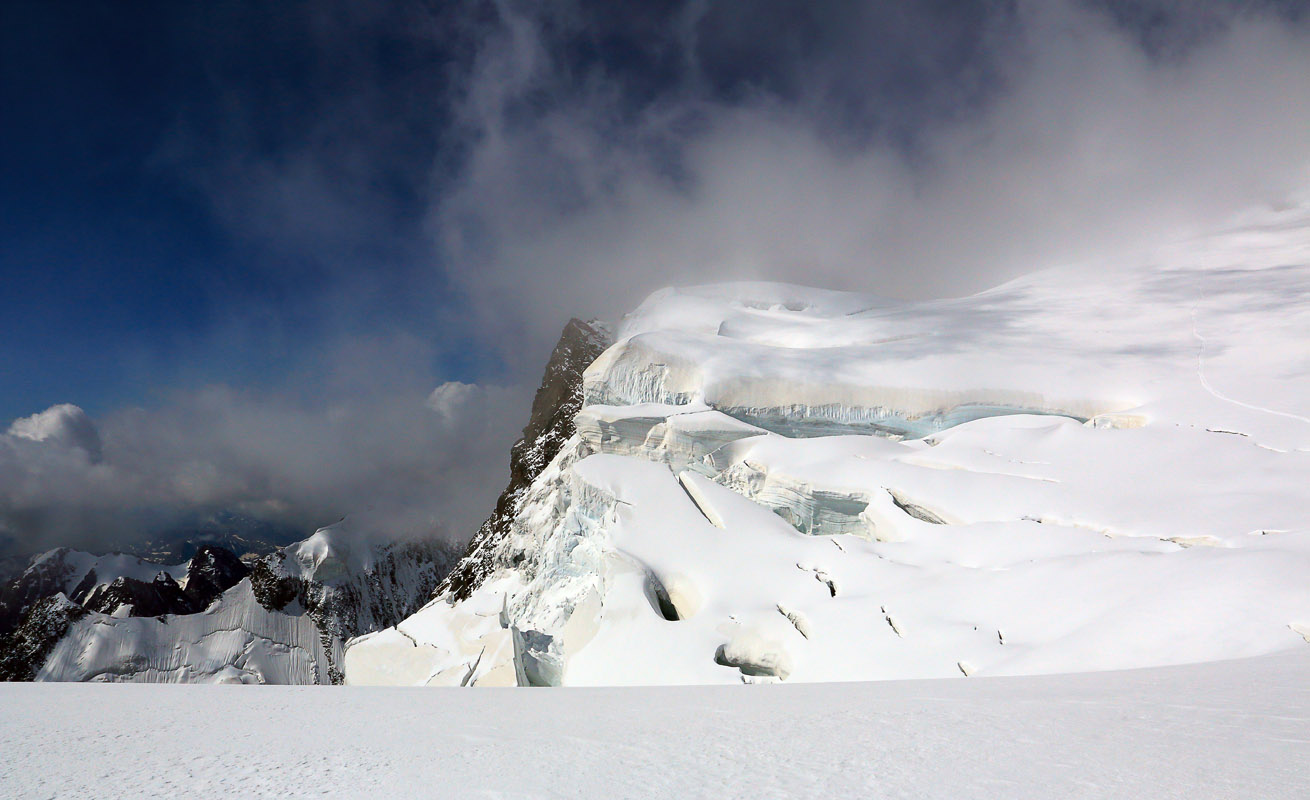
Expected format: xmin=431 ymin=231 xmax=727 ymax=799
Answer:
xmin=3 ymin=651 xmax=1308 ymax=798
xmin=1191 ymin=307 xmax=1310 ymax=429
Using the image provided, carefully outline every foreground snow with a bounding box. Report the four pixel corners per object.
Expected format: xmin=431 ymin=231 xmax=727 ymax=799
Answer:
xmin=3 ymin=651 xmax=1308 ymax=798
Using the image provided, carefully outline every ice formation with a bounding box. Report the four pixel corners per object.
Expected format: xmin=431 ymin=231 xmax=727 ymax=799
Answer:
xmin=343 ymin=202 xmax=1309 ymax=685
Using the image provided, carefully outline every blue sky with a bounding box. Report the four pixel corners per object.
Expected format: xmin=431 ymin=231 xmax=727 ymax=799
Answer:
xmin=1 ymin=2 xmax=464 ymax=419
xmin=3 ymin=2 xmax=220 ymax=417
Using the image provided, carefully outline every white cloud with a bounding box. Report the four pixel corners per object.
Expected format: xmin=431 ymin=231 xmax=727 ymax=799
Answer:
xmin=0 ymin=377 xmax=528 ymax=556
xmin=425 ymin=381 xmax=480 ymax=421
xmin=6 ymin=404 xmax=102 ymax=463
xmin=435 ymin=1 xmax=1310 ymax=358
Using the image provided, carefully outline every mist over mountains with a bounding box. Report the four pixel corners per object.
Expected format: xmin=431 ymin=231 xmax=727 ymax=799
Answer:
xmin=0 ymin=381 xmax=524 ymax=561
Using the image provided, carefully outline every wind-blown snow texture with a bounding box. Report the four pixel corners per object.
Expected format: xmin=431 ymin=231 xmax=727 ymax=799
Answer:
xmin=348 ymin=203 xmax=1310 ymax=687
xmin=2 ymin=652 xmax=1308 ymax=798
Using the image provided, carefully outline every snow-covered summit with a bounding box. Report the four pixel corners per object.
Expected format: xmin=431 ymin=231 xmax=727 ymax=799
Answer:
xmin=281 ymin=517 xmax=384 ymax=585
xmin=598 ymin=204 xmax=1310 ymax=449
xmin=253 ymin=515 xmax=461 ymax=661
xmin=347 ymin=202 xmax=1310 ymax=687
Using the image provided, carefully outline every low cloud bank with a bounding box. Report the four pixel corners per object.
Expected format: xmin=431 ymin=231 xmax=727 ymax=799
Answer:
xmin=0 ymin=379 xmax=526 ymax=558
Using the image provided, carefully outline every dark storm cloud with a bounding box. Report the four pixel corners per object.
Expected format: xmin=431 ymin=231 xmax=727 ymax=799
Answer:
xmin=138 ymin=0 xmax=1310 ymax=367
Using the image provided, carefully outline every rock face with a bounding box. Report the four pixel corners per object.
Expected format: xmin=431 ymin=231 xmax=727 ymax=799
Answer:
xmin=0 ymin=546 xmax=247 ymax=637
xmin=0 ymin=594 xmax=84 ymax=681
xmin=0 ymin=550 xmax=86 ymax=638
xmin=251 ymin=519 xmax=461 ymax=683
xmin=80 ymin=574 xmax=197 ymax=618
xmin=76 ymin=545 xmax=250 ymax=619
xmin=182 ymin=545 xmax=250 ymax=608
xmin=439 ymin=318 xmax=612 ymax=602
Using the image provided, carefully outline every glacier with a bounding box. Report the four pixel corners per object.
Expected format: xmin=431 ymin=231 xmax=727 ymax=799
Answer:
xmin=347 ymin=201 xmax=1310 ymax=686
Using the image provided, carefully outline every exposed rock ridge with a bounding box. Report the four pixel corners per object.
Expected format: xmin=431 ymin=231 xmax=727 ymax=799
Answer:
xmin=0 ymin=548 xmax=84 ymax=638
xmin=0 ymin=595 xmax=85 ymax=681
xmin=438 ymin=318 xmax=612 ymax=602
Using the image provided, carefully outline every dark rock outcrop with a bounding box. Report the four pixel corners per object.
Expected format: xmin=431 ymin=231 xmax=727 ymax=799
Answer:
xmin=183 ymin=545 xmax=250 ymax=608
xmin=0 ymin=594 xmax=85 ymax=681
xmin=77 ymin=547 xmax=250 ymax=618
xmin=438 ymin=318 xmax=611 ymax=602
xmin=81 ymin=574 xmax=197 ymax=617
xmin=249 ymin=558 xmax=300 ymax=612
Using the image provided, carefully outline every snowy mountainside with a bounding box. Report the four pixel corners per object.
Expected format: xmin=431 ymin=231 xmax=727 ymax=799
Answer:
xmin=1 ymin=518 xmax=458 ymax=683
xmin=0 ymin=545 xmax=248 ymax=680
xmin=35 ymin=581 xmax=335 ymax=684
xmin=251 ymin=516 xmax=461 ymax=653
xmin=347 ymin=203 xmax=1310 ymax=686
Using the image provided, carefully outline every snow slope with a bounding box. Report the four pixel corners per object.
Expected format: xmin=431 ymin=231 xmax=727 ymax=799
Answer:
xmin=3 ymin=651 xmax=1308 ymax=798
xmin=36 ymin=580 xmax=336 ymax=684
xmin=348 ymin=202 xmax=1310 ymax=686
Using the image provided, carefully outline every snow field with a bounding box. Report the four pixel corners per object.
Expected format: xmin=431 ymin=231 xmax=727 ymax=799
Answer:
xmin=4 ymin=651 xmax=1309 ymax=798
